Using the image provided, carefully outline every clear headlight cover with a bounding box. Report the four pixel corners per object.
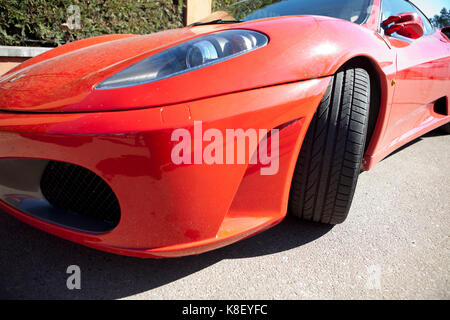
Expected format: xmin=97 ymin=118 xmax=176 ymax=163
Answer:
xmin=96 ymin=30 xmax=268 ymax=89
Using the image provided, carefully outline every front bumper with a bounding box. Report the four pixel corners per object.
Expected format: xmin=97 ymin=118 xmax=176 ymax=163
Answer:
xmin=0 ymin=77 xmax=330 ymax=257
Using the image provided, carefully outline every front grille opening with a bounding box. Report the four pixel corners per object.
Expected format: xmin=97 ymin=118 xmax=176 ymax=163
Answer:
xmin=40 ymin=161 xmax=120 ymax=229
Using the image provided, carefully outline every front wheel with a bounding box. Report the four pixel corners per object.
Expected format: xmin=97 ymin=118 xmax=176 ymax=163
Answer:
xmin=289 ymin=66 xmax=371 ymax=224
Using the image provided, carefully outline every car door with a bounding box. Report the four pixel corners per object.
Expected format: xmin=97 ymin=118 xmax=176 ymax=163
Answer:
xmin=379 ymin=0 xmax=450 ymax=147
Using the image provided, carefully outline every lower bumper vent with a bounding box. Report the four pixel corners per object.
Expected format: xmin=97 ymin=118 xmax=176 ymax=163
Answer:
xmin=40 ymin=161 xmax=120 ymax=227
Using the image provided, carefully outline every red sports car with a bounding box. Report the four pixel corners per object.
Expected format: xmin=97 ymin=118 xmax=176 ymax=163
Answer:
xmin=0 ymin=0 xmax=448 ymax=258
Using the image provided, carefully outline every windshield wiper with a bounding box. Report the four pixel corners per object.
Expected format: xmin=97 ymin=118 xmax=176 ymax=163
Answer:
xmin=190 ymin=19 xmax=242 ymax=26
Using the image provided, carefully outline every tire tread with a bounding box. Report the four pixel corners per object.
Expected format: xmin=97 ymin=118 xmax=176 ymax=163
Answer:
xmin=289 ymin=67 xmax=371 ymax=224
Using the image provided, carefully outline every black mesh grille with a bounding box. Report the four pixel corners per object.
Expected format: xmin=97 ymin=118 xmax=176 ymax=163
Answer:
xmin=40 ymin=161 xmax=120 ymax=226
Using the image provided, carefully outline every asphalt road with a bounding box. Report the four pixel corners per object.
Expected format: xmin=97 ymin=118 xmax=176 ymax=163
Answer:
xmin=0 ymin=131 xmax=448 ymax=300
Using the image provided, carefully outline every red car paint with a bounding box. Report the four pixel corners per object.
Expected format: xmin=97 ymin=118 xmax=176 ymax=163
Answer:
xmin=0 ymin=0 xmax=448 ymax=257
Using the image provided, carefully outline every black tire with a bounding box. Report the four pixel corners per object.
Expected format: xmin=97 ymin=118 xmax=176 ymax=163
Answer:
xmin=289 ymin=66 xmax=371 ymax=224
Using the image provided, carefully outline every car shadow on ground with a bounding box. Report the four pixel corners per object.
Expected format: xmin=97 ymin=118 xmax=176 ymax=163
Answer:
xmin=0 ymin=211 xmax=332 ymax=299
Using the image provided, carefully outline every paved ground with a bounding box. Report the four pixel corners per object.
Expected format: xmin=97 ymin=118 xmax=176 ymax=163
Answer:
xmin=0 ymin=131 xmax=448 ymax=300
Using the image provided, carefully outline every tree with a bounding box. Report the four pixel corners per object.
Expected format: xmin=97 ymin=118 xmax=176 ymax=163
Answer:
xmin=432 ymin=7 xmax=450 ymax=28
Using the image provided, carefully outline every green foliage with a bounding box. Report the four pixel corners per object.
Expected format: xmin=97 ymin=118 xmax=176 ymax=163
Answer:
xmin=0 ymin=0 xmax=185 ymax=47
xmin=432 ymin=7 xmax=450 ymax=28
xmin=212 ymin=0 xmax=241 ymax=11
xmin=212 ymin=0 xmax=282 ymax=20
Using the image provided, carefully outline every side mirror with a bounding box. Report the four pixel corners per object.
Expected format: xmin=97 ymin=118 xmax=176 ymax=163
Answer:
xmin=382 ymin=12 xmax=425 ymax=39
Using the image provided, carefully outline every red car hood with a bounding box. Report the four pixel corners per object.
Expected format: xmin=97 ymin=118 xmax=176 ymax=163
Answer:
xmin=0 ymin=16 xmax=366 ymax=113
xmin=0 ymin=27 xmax=214 ymax=112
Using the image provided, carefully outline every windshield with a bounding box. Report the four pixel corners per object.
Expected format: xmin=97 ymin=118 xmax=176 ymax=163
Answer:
xmin=205 ymin=0 xmax=373 ymax=24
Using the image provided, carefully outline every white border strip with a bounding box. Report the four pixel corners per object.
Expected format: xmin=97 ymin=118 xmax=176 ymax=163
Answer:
xmin=0 ymin=45 xmax=52 ymax=58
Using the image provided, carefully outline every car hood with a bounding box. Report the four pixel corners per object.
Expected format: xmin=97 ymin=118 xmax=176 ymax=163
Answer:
xmin=0 ymin=28 xmax=213 ymax=112
xmin=0 ymin=16 xmax=367 ymax=113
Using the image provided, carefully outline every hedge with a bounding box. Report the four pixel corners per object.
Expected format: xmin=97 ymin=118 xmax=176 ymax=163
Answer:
xmin=0 ymin=0 xmax=185 ymax=47
xmin=0 ymin=0 xmax=280 ymax=47
xmin=212 ymin=0 xmax=240 ymax=10
xmin=212 ymin=0 xmax=282 ymax=20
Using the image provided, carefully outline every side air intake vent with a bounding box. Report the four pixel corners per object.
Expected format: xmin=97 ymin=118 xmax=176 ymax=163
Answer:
xmin=433 ymin=97 xmax=448 ymax=116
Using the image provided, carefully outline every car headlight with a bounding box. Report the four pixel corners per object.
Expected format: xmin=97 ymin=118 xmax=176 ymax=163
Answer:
xmin=96 ymin=30 xmax=268 ymax=89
